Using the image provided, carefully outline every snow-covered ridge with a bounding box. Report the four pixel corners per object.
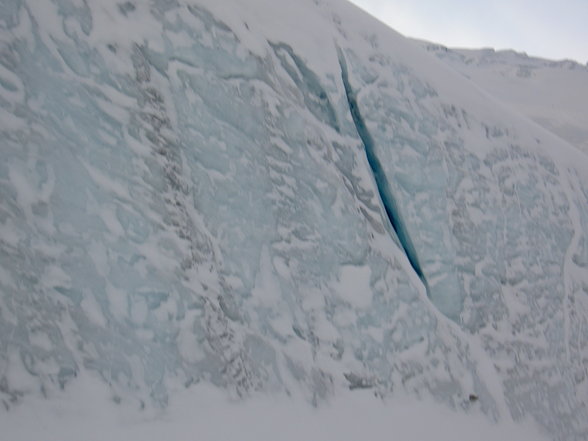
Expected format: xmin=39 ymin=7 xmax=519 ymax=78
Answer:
xmin=1 ymin=0 xmax=587 ymax=439
xmin=420 ymin=41 xmax=588 ymax=154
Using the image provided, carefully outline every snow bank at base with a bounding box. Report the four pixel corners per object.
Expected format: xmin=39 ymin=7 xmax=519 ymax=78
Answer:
xmin=1 ymin=374 xmax=547 ymax=441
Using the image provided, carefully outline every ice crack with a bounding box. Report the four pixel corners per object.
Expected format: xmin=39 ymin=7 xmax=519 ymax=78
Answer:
xmin=338 ymin=49 xmax=426 ymax=286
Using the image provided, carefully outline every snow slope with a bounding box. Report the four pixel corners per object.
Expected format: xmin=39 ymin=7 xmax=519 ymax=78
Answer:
xmin=421 ymin=42 xmax=588 ymax=154
xmin=1 ymin=0 xmax=587 ymax=440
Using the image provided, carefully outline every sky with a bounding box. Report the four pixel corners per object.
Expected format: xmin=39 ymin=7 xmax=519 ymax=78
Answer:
xmin=347 ymin=0 xmax=588 ymax=64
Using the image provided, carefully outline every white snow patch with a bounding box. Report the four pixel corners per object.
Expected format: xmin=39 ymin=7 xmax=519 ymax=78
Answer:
xmin=0 ymin=377 xmax=549 ymax=441
xmin=333 ymin=264 xmax=372 ymax=308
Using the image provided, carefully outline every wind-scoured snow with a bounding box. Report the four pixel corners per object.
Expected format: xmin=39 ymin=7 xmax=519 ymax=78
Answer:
xmin=1 ymin=0 xmax=587 ymax=440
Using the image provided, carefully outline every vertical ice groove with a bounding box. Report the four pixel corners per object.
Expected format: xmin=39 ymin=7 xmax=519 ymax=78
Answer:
xmin=270 ymin=42 xmax=340 ymax=133
xmin=337 ymin=48 xmax=427 ymax=287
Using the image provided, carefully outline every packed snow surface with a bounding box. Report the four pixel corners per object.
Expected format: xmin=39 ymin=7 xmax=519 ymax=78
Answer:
xmin=1 ymin=0 xmax=587 ymax=440
xmin=1 ymin=375 xmax=548 ymax=441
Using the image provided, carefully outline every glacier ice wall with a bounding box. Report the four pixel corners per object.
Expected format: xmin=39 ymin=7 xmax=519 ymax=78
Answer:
xmin=1 ymin=0 xmax=587 ymax=439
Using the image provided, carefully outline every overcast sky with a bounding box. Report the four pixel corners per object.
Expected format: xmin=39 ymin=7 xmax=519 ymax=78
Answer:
xmin=347 ymin=0 xmax=588 ymax=64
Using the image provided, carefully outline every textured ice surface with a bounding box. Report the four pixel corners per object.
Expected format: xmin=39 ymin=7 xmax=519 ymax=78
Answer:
xmin=1 ymin=0 xmax=587 ymax=440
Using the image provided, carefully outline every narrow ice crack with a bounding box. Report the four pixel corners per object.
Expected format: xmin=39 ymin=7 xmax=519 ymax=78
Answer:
xmin=338 ymin=49 xmax=427 ymax=287
xmin=337 ymin=56 xmax=512 ymax=417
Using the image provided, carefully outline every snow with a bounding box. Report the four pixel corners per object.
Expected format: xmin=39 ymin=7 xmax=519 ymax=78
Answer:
xmin=334 ymin=265 xmax=373 ymax=308
xmin=1 ymin=0 xmax=587 ymax=440
xmin=0 ymin=374 xmax=548 ymax=441
xmin=421 ymin=42 xmax=588 ymax=154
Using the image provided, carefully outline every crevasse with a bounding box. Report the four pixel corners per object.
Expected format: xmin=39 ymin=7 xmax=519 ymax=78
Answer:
xmin=338 ymin=49 xmax=427 ymax=287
